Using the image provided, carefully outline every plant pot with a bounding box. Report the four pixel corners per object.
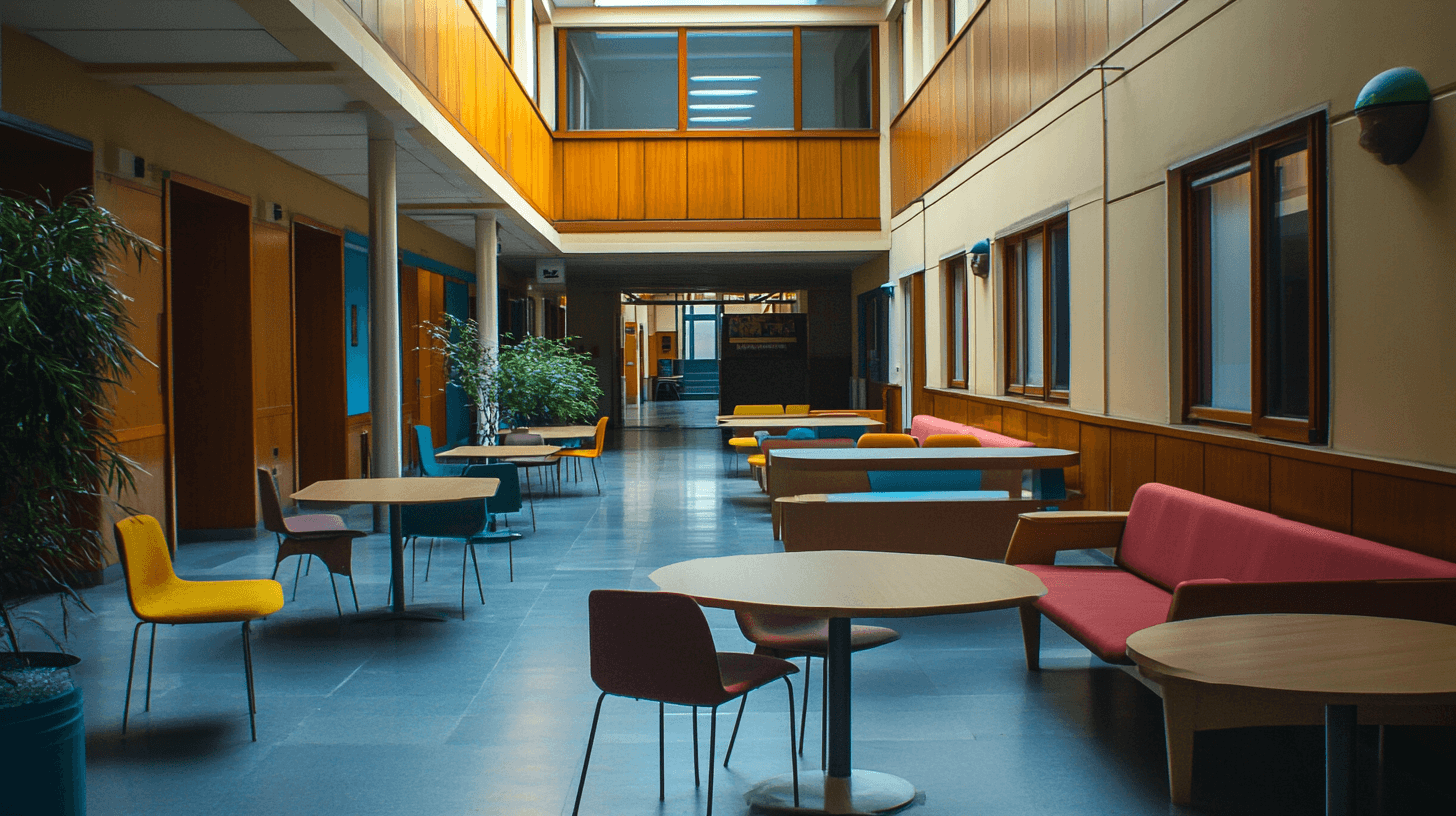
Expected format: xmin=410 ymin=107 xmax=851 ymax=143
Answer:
xmin=0 ymin=652 xmax=86 ymax=816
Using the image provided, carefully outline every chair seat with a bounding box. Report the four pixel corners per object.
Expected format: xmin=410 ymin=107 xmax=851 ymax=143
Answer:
xmin=749 ymin=621 xmax=901 ymax=657
xmin=557 ymin=448 xmax=598 ymax=459
xmin=717 ymin=652 xmax=799 ymax=698
xmin=747 ymin=454 xmax=766 ymax=467
xmin=470 ymin=530 xmax=524 ymax=543
xmin=134 ymin=578 xmax=284 ymax=624
xmin=728 ymin=437 xmax=759 ymax=449
xmin=283 ymin=513 xmax=354 ymax=534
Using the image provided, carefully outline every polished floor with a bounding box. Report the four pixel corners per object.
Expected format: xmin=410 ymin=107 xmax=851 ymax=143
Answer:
xmin=24 ymin=400 xmax=1453 ymax=815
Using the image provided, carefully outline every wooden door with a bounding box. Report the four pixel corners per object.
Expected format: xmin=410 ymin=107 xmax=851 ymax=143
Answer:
xmin=624 ymin=321 xmax=639 ymax=402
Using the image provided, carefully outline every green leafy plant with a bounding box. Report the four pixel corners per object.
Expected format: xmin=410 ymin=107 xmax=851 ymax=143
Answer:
xmin=496 ymin=334 xmax=604 ymax=428
xmin=0 ymin=192 xmax=151 ymax=672
xmin=421 ymin=314 xmax=501 ymax=445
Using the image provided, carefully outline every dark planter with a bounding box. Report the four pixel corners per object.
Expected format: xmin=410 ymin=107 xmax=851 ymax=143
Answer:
xmin=0 ymin=653 xmax=86 ymax=816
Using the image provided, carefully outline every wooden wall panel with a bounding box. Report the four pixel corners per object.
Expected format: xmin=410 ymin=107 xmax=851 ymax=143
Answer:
xmin=973 ymin=14 xmax=992 ymax=152
xmin=1002 ymin=407 xmax=1028 ymax=441
xmin=1109 ymin=428 xmax=1155 ymax=510
xmin=428 ymin=274 xmax=447 ymax=436
xmin=1047 ymin=415 xmax=1082 ymax=492
xmin=1270 ymin=457 xmax=1352 ymax=533
xmin=255 ymin=411 xmax=294 ymax=515
xmin=346 ymin=413 xmax=371 ymax=479
xmin=1352 ymin=473 xmax=1456 ymax=563
xmin=1029 ymin=0 xmax=1058 ymax=105
xmin=1056 ymin=0 xmax=1086 ymax=87
xmin=687 ymin=140 xmax=744 ymax=219
xmin=1154 ymin=435 xmax=1203 ymax=493
xmin=1143 ymin=0 xmax=1176 ymax=23
xmin=1080 ymin=423 xmax=1111 ymax=510
xmin=841 ymin=140 xmax=879 ymax=220
xmin=952 ymin=43 xmax=970 ymax=161
xmin=292 ymin=223 xmax=347 ymax=487
xmin=400 ymin=265 xmax=421 ymax=443
xmin=936 ymin=392 xmax=969 ymax=424
xmin=798 ymin=140 xmax=843 ymax=219
xmin=743 ymin=139 xmax=799 ymax=219
xmin=1085 ymin=0 xmax=1109 ymax=58
xmin=1106 ymin=0 xmax=1142 ymax=47
xmin=561 ymin=140 xmax=619 ymax=220
xmin=618 ymin=139 xmax=646 ymax=220
xmin=1204 ymin=445 xmax=1270 ymax=511
xmin=644 ymin=140 xmax=688 ymax=219
xmin=252 ymin=222 xmax=294 ymax=511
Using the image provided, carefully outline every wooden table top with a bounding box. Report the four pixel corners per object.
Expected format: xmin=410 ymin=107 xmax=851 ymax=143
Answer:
xmin=769 ymin=446 xmax=1079 ymax=471
xmin=1126 ymin=614 xmax=1456 ymax=704
xmin=500 ymin=425 xmax=598 ymax=440
xmin=717 ymin=416 xmax=886 ymax=429
xmin=292 ymin=477 xmax=497 ymax=505
xmin=649 ymin=550 xmax=1046 ymax=619
xmin=439 ymin=445 xmax=561 ymax=458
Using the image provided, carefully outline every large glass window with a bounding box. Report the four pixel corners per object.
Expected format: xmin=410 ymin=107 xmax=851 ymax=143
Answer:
xmin=1183 ymin=114 xmax=1326 ymax=442
xmin=1005 ymin=219 xmax=1069 ymax=401
xmin=801 ymin=29 xmax=873 ymax=130
xmin=565 ymin=30 xmax=679 ymax=131
xmin=949 ymin=0 xmax=973 ymax=41
xmin=686 ymin=30 xmax=792 ymax=130
xmin=944 ymin=255 xmax=968 ymax=388
xmin=483 ymin=0 xmax=511 ymax=62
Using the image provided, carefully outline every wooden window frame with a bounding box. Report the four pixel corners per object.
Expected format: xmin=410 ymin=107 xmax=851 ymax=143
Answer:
xmin=555 ymin=26 xmax=878 ymax=134
xmin=1003 ymin=217 xmax=1069 ymax=403
xmin=943 ymin=254 xmax=968 ymax=389
xmin=1180 ymin=113 xmax=1327 ymax=444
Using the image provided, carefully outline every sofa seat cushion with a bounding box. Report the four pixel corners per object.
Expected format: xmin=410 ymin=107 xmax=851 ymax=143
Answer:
xmin=909 ymin=415 xmax=1034 ymax=448
xmin=1117 ymin=483 xmax=1456 ymax=591
xmin=1020 ymin=564 xmax=1172 ymax=664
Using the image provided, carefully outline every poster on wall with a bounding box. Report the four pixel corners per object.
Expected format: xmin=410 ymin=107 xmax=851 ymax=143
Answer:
xmin=726 ymin=314 xmax=798 ymax=344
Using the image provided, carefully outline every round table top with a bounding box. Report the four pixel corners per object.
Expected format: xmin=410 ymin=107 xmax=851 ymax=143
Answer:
xmin=439 ymin=445 xmax=561 ymax=458
xmin=500 ymin=425 xmax=598 ymax=440
xmin=292 ymin=476 xmax=497 ymax=505
xmin=1126 ymin=614 xmax=1456 ymax=704
xmin=717 ymin=416 xmax=885 ymax=429
xmin=649 ymin=550 xmax=1047 ymax=618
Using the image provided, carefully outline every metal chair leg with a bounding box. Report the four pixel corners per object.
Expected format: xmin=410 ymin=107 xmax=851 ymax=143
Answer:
xmin=507 ymin=539 xmax=514 ymax=582
xmin=144 ymin=622 xmax=158 ymax=712
xmin=291 ymin=554 xmax=304 ymax=601
xmin=692 ymin=706 xmax=700 ymax=786
xmin=706 ymin=705 xmax=719 ymax=816
xmin=800 ymin=656 xmax=812 ymax=755
xmin=328 ymin=572 xmax=344 ymax=617
xmin=724 ymin=691 xmax=748 ymax=766
xmin=122 ymin=620 xmax=145 ymax=735
xmin=591 ymin=457 xmax=600 ymax=495
xmin=571 ymin=692 xmax=608 ymax=816
xmin=242 ymin=619 xmax=257 ymax=742
xmin=347 ymin=575 xmax=360 ymax=612
xmin=784 ymin=676 xmax=800 ymax=807
xmin=659 ymin=702 xmax=666 ymax=801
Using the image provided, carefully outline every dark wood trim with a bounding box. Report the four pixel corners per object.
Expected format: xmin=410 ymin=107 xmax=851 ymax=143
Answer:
xmin=910 ymin=272 xmax=928 ymax=419
xmin=165 ymin=171 xmax=250 ymax=206
xmin=556 ymin=27 xmax=568 ymax=131
xmin=556 ymin=218 xmax=881 ymax=233
xmin=110 ymin=424 xmax=167 ymax=444
xmin=554 ymin=129 xmax=878 ymax=140
xmin=943 ymin=254 xmax=968 ymax=389
xmin=292 ymin=214 xmax=343 ymax=236
xmin=95 ymin=171 xmax=159 ymax=196
xmin=1002 ymin=215 xmax=1069 ymax=403
xmin=792 ymin=28 xmax=804 ymax=132
xmin=677 ymin=28 xmax=688 ymax=132
xmin=253 ymin=219 xmax=289 ymax=233
xmin=870 ymin=25 xmax=881 ymax=131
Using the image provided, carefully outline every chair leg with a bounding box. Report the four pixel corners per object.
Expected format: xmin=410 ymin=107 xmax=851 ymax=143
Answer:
xmin=507 ymin=539 xmax=514 ymax=582
xmin=783 ymin=676 xmax=800 ymax=807
xmin=470 ymin=541 xmax=485 ymax=603
xmin=800 ymin=656 xmax=812 ymax=755
xmin=1019 ymin=606 xmax=1043 ymax=670
xmin=723 ymin=691 xmax=749 ymax=766
xmin=242 ymin=620 xmax=257 ymax=742
xmin=122 ymin=620 xmax=146 ymax=735
xmin=821 ymin=662 xmax=827 ymax=771
xmin=692 ymin=706 xmax=700 ymax=786
xmin=591 ymin=457 xmax=600 ymax=495
xmin=527 ymin=491 xmax=536 ymax=531
xmin=291 ymin=554 xmax=304 ymax=601
xmin=144 ymin=621 xmax=158 ymax=713
xmin=706 ymin=705 xmax=719 ymax=816
xmin=347 ymin=575 xmax=360 ymax=612
xmin=328 ymin=572 xmax=344 ymax=618
xmin=659 ymin=702 xmax=666 ymax=801
xmin=571 ymin=692 xmax=608 ymax=816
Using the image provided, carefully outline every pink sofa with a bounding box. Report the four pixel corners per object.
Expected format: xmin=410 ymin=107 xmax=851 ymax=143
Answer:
xmin=909 ymin=414 xmax=1034 ymax=448
xmin=1005 ymin=481 xmax=1456 ymax=802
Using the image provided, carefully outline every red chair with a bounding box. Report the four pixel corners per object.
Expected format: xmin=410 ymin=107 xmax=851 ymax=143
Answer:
xmin=572 ymin=590 xmax=800 ymax=816
xmin=727 ymin=611 xmax=900 ymax=769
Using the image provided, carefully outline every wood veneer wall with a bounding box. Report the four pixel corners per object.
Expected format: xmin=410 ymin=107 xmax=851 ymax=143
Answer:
xmin=362 ymin=0 xmax=553 ymax=218
xmin=293 ymin=222 xmax=349 ymax=487
xmin=891 ymin=0 xmax=1175 ymax=213
xmin=554 ymin=135 xmax=880 ymax=231
xmin=253 ymin=221 xmax=295 ymax=514
xmin=922 ymin=389 xmax=1456 ymax=564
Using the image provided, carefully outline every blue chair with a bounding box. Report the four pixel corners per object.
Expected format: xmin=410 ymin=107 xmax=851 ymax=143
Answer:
xmin=400 ymin=469 xmax=522 ymax=619
xmin=785 ymin=427 xmax=816 ymax=440
xmin=414 ymin=425 xmax=465 ymax=477
xmin=471 ymin=461 xmax=535 ymax=537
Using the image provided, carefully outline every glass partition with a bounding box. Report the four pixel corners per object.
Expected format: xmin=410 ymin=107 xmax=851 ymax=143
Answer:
xmin=565 ymin=30 xmax=679 ymax=131
xmin=685 ymin=30 xmax=793 ymax=130
xmin=801 ymin=28 xmax=873 ymax=129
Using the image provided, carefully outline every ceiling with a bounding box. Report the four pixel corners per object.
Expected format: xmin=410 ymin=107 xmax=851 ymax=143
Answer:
xmin=2 ymin=0 xmax=884 ymax=289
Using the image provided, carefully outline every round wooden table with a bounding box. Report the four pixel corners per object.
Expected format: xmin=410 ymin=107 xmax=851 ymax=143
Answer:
xmin=650 ymin=550 xmax=1046 ymax=814
xmin=1127 ymin=614 xmax=1456 ymax=816
xmin=292 ymin=477 xmax=497 ymax=621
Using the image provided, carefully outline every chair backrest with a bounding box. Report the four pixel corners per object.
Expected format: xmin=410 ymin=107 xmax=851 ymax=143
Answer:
xmin=415 ymin=425 xmax=447 ymax=476
xmin=733 ymin=404 xmax=784 ymax=416
xmin=401 ymin=496 xmax=488 ymax=540
xmin=588 ymin=590 xmax=728 ymax=707
xmin=587 ymin=416 xmax=608 ymax=453
xmin=503 ymin=432 xmax=543 ymax=446
xmin=923 ymin=433 xmax=983 ymax=448
xmin=256 ymin=467 xmax=289 ymax=535
xmin=857 ymin=433 xmax=919 ymax=448
xmin=785 ymin=404 xmax=810 ymax=414
xmin=785 ymin=427 xmax=816 ymax=440
xmin=113 ymin=515 xmax=180 ymax=620
xmin=465 ymin=462 xmax=522 ymax=515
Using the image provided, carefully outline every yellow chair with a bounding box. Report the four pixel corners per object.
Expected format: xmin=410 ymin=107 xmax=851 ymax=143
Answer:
xmin=113 ymin=514 xmax=285 ymax=741
xmin=856 ymin=433 xmax=919 ymax=448
xmin=923 ymin=433 xmax=982 ymax=448
xmin=732 ymin=404 xmax=784 ymax=415
xmin=558 ymin=416 xmax=608 ymax=494
xmin=785 ymin=404 xmax=810 ymax=415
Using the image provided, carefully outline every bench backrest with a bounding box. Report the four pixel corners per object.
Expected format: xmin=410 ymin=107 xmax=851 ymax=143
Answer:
xmin=760 ymin=438 xmax=856 ymax=458
xmin=909 ymin=415 xmax=1034 ymax=448
xmin=1118 ymin=483 xmax=1456 ymax=591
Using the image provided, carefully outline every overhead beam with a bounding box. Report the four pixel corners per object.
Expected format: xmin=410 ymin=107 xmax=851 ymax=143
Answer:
xmin=398 ymin=203 xmax=512 ymax=212
xmin=84 ymin=62 xmax=346 ymax=86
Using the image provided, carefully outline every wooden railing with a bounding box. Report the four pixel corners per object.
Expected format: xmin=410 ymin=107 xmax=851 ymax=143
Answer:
xmin=554 ymin=134 xmax=879 ymax=231
xmin=359 ymin=0 xmax=554 ymax=219
xmin=890 ymin=0 xmax=1173 ymax=213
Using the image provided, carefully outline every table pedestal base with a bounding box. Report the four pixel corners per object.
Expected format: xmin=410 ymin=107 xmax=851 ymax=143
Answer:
xmin=745 ymin=770 xmax=915 ymax=814
xmin=353 ymin=609 xmax=447 ymax=623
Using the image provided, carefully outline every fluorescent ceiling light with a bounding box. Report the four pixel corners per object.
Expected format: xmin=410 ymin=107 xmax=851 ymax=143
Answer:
xmin=689 ymin=116 xmax=753 ymax=122
xmin=690 ymin=104 xmax=755 ymax=110
xmin=597 ymin=0 xmax=815 ymax=6
xmin=690 ymin=89 xmax=757 ymax=97
xmin=690 ymin=75 xmax=761 ymax=82
xmin=594 ymin=31 xmax=679 ymax=38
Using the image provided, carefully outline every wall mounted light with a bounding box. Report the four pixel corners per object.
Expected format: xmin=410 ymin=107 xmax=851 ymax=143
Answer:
xmin=968 ymin=239 xmax=992 ymax=277
xmin=879 ymin=282 xmax=896 ymax=297
xmin=1354 ymin=67 xmax=1432 ymax=165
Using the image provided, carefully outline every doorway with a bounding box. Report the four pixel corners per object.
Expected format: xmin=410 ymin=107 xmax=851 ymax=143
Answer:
xmin=293 ymin=220 xmax=348 ymax=488
xmin=167 ymin=177 xmax=255 ymax=534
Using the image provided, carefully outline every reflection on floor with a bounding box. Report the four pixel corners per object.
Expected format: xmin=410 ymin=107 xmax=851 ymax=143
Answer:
xmin=20 ymin=419 xmax=1454 ymax=815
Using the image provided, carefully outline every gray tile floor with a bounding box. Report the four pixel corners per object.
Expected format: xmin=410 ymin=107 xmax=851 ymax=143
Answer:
xmin=20 ymin=400 xmax=1453 ymax=814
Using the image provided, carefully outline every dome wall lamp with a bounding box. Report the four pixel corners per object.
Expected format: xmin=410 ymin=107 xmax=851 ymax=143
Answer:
xmin=1354 ymin=67 xmax=1431 ymax=165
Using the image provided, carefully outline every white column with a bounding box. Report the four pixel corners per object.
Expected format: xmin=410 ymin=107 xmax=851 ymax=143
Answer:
xmin=367 ymin=114 xmax=402 ymax=480
xmin=474 ymin=214 xmax=499 ymax=359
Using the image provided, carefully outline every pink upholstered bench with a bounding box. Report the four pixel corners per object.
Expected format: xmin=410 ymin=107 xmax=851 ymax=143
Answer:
xmin=909 ymin=414 xmax=1034 ymax=448
xmin=1004 ymin=481 xmax=1456 ymax=803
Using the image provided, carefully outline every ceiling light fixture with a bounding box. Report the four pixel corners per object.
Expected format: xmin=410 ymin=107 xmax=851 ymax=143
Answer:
xmin=689 ymin=104 xmax=755 ymax=110
xmin=690 ymin=75 xmax=762 ymax=82
xmin=689 ymin=89 xmax=757 ymax=97
xmin=596 ymin=0 xmax=816 ymax=6
xmin=689 ymin=116 xmax=753 ymax=123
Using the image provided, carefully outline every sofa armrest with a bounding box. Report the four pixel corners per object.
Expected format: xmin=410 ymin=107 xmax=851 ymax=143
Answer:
xmin=1168 ymin=577 xmax=1456 ymax=624
xmin=1003 ymin=511 xmax=1129 ymax=565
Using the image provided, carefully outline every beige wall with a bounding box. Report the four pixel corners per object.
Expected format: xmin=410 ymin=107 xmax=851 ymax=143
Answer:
xmin=1 ymin=27 xmax=474 ymax=270
xmin=900 ymin=0 xmax=1456 ymax=469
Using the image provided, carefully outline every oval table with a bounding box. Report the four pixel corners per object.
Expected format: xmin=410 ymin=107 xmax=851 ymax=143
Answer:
xmin=650 ymin=550 xmax=1047 ymax=814
xmin=1127 ymin=614 xmax=1456 ymax=816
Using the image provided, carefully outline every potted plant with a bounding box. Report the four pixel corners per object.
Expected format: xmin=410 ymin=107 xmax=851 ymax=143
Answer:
xmin=1 ymin=192 xmax=151 ymax=816
xmin=422 ymin=314 xmax=502 ymax=445
xmin=496 ymin=334 xmax=604 ymax=429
